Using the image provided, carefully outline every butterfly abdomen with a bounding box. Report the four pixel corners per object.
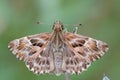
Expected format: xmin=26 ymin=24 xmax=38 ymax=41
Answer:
xmin=54 ymin=50 xmax=63 ymax=76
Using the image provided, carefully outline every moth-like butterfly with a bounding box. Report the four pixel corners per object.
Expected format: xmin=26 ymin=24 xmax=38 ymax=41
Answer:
xmin=8 ymin=21 xmax=108 ymax=76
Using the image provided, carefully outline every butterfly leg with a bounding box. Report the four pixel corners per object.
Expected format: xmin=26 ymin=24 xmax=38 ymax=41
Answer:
xmin=65 ymin=72 xmax=70 ymax=80
xmin=64 ymin=28 xmax=68 ymax=33
xmin=72 ymin=27 xmax=78 ymax=34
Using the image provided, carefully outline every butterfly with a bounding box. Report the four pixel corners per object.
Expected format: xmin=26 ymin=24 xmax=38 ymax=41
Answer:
xmin=8 ymin=20 xmax=108 ymax=76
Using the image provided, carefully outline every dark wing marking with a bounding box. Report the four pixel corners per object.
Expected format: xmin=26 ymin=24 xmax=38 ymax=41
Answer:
xmin=62 ymin=32 xmax=108 ymax=74
xmin=8 ymin=33 xmax=54 ymax=74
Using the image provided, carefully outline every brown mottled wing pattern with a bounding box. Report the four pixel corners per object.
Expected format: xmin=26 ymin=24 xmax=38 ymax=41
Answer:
xmin=8 ymin=33 xmax=54 ymax=74
xmin=63 ymin=32 xmax=108 ymax=74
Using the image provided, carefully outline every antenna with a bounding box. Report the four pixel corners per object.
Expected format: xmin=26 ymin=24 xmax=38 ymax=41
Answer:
xmin=64 ymin=23 xmax=82 ymax=27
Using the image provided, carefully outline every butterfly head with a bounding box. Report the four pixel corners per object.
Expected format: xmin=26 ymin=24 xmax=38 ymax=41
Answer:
xmin=52 ymin=20 xmax=64 ymax=31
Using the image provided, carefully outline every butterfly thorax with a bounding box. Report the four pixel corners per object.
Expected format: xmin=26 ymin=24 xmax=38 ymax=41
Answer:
xmin=51 ymin=20 xmax=65 ymax=45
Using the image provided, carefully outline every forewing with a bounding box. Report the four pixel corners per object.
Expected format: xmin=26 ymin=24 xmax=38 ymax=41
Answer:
xmin=63 ymin=32 xmax=108 ymax=74
xmin=8 ymin=33 xmax=54 ymax=74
